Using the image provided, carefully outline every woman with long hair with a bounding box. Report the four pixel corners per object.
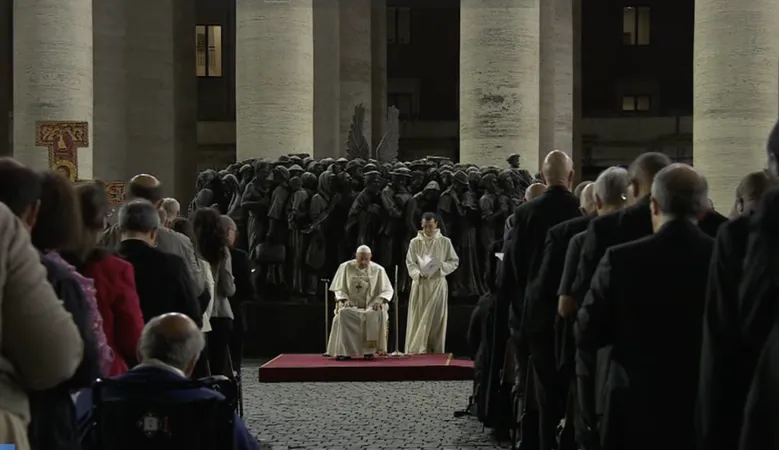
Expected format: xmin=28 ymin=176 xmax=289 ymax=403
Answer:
xmin=61 ymin=181 xmax=144 ymax=376
xmin=192 ymin=208 xmax=235 ymax=376
xmin=32 ymin=173 xmax=113 ymax=375
xmin=170 ymin=216 xmax=215 ymax=378
xmin=28 ymin=171 xmax=112 ymax=450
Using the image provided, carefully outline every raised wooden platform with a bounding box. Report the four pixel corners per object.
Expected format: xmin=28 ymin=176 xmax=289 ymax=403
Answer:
xmin=258 ymin=353 xmax=474 ymax=383
xmin=243 ymin=302 xmax=476 ymax=359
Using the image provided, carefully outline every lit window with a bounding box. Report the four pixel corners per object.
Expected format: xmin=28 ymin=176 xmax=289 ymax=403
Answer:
xmin=623 ymin=7 xmax=650 ymax=46
xmin=387 ymin=7 xmax=412 ymax=45
xmin=622 ymin=95 xmax=651 ymax=112
xmin=196 ymin=25 xmax=223 ymax=77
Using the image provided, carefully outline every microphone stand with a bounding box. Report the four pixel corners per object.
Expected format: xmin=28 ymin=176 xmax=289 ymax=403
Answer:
xmin=389 ymin=265 xmax=407 ymax=358
xmin=322 ymin=278 xmax=331 ymax=357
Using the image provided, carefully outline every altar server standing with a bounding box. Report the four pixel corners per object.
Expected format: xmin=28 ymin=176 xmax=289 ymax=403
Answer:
xmin=405 ymin=212 xmax=460 ymax=354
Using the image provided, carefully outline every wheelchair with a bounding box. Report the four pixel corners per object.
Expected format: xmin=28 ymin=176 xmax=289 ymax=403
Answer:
xmin=88 ymin=377 xmax=235 ymax=450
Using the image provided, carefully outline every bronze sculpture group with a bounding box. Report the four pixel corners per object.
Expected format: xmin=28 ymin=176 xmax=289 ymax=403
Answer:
xmin=189 ymin=106 xmax=536 ymax=300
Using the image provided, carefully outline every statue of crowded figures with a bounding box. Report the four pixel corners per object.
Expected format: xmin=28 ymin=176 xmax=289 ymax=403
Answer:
xmin=438 ymin=170 xmax=486 ymax=298
xmin=241 ymin=161 xmax=273 ymax=273
xmin=376 ymin=168 xmax=416 ymax=293
xmin=479 ymin=173 xmax=511 ymax=287
xmin=288 ymin=172 xmax=318 ymax=295
xmin=345 ymin=170 xmax=383 ymax=252
xmin=412 ymin=181 xmax=441 ymax=226
xmin=263 ymin=165 xmax=292 ymax=286
xmin=306 ymin=171 xmax=342 ymax=282
xmin=190 ymin=169 xmax=217 ymax=213
xmin=194 ymin=151 xmax=540 ymax=300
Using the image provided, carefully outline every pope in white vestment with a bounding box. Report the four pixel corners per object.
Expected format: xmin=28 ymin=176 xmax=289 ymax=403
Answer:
xmin=405 ymin=215 xmax=460 ymax=354
xmin=327 ymin=245 xmax=394 ymax=359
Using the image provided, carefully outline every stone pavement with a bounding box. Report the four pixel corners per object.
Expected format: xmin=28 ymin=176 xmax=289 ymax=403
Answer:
xmin=241 ymin=363 xmax=509 ymax=450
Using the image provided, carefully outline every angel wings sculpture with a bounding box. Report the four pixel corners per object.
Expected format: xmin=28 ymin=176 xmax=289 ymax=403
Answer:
xmin=345 ymin=104 xmax=400 ymax=163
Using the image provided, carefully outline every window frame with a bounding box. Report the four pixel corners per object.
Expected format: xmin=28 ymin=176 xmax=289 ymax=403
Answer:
xmin=196 ymin=24 xmax=223 ymax=78
xmin=621 ymin=95 xmax=652 ymax=112
xmin=387 ymin=6 xmax=412 ymax=45
xmin=622 ymin=6 xmax=650 ymax=46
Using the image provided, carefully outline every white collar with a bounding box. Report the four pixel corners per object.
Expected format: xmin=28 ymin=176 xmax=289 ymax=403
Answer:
xmin=136 ymin=358 xmax=187 ymax=378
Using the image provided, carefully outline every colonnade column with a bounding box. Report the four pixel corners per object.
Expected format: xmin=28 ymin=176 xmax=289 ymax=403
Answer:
xmin=693 ymin=0 xmax=779 ymax=210
xmin=93 ymin=0 xmax=128 ymax=182
xmin=13 ymin=0 xmax=93 ymax=177
xmin=237 ymin=0 xmax=314 ymax=160
xmin=552 ymin=0 xmax=574 ymax=157
xmin=339 ymin=0 xmax=373 ymax=151
xmin=313 ymin=0 xmax=341 ymax=158
xmin=460 ymin=0 xmax=540 ymax=168
xmin=121 ymin=0 xmax=196 ymax=201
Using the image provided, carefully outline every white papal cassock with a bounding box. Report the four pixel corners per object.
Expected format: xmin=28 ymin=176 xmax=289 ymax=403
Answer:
xmin=327 ymin=260 xmax=394 ymax=357
xmin=405 ymin=229 xmax=459 ymax=354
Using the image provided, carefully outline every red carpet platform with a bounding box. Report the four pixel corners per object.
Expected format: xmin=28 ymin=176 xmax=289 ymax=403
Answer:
xmin=258 ymin=353 xmax=474 ymax=382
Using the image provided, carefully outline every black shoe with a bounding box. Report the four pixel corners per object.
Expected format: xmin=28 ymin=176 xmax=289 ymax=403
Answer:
xmin=364 ymin=354 xmax=375 ymax=360
xmin=335 ymin=356 xmax=351 ymax=361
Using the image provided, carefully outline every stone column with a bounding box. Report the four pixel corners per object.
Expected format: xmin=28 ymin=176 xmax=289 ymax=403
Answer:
xmin=13 ymin=0 xmax=93 ymax=176
xmin=171 ymin=0 xmax=198 ymax=202
xmin=237 ymin=0 xmax=314 ymax=160
xmin=371 ymin=0 xmax=387 ymax=150
xmin=339 ymin=0 xmax=373 ymax=151
xmin=572 ymin=0 xmax=582 ymax=179
xmin=539 ymin=0 xmax=574 ymax=163
xmin=313 ymin=0 xmax=340 ymax=158
xmin=117 ymin=0 xmax=196 ymax=200
xmin=553 ymin=0 xmax=573 ymax=157
xmin=460 ymin=0 xmax=540 ymax=169
xmin=93 ymin=0 xmax=128 ymax=181
xmin=693 ymin=0 xmax=779 ymax=210
xmin=538 ymin=0 xmax=555 ymax=160
xmin=0 ymin=1 xmax=10 ymax=157
xmin=123 ymin=0 xmax=190 ymax=198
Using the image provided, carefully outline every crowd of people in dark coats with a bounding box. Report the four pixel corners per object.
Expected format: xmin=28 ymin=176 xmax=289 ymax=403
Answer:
xmin=469 ymin=121 xmax=779 ymax=450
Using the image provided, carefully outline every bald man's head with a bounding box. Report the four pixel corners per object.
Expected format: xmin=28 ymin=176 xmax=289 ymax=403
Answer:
xmin=541 ymin=150 xmax=574 ymax=188
xmin=137 ymin=313 xmax=204 ymax=375
xmin=128 ymin=174 xmax=163 ymax=205
xmin=525 ymin=183 xmax=547 ymax=201
xmin=650 ymin=163 xmax=708 ymax=230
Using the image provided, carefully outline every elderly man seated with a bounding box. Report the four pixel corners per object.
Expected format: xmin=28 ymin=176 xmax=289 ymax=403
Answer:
xmin=327 ymin=245 xmax=394 ymax=360
xmin=75 ymin=313 xmax=259 ymax=450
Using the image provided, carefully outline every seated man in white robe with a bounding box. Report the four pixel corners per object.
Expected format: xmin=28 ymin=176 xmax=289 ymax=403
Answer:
xmin=327 ymin=245 xmax=394 ymax=360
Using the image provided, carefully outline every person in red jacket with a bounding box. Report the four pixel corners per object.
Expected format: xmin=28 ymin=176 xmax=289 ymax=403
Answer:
xmin=62 ymin=181 xmax=144 ymax=376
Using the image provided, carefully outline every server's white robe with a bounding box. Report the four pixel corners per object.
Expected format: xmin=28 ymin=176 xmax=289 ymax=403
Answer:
xmin=405 ymin=230 xmax=459 ymax=354
xmin=327 ymin=260 xmax=394 ymax=357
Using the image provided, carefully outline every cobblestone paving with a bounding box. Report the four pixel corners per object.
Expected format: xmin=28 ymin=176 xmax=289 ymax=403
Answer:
xmin=241 ymin=363 xmax=509 ymax=450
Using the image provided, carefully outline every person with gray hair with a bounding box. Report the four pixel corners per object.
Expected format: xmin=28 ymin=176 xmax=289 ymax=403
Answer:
xmin=575 ymin=163 xmax=714 ymax=450
xmin=569 ymin=152 xmax=671 ymax=315
xmin=592 ymin=166 xmax=630 ymax=215
xmin=161 ymin=198 xmax=181 ymax=222
xmin=579 ymin=182 xmax=596 ymax=215
xmin=327 ymin=245 xmax=394 ymax=360
xmin=74 ymin=313 xmax=261 ymax=450
xmin=117 ymin=200 xmax=203 ymax=329
xmin=102 ymin=175 xmax=205 ymax=298
xmin=560 ymin=167 xmax=631 ymax=318
xmin=649 ymin=163 xmax=709 ymax=229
